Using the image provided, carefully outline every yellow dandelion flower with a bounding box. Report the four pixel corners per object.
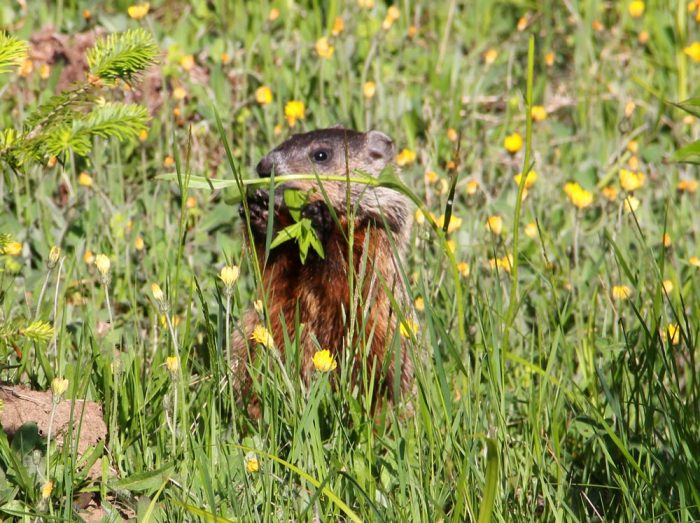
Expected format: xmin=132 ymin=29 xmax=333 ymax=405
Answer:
xmin=424 ymin=170 xmax=439 ymax=183
xmin=517 ymin=14 xmax=529 ymax=32
xmin=186 ymin=196 xmax=197 ymax=209
xmin=47 ymin=155 xmax=58 ymax=167
xmin=489 ymin=254 xmax=513 ymax=273
xmin=690 ymin=256 xmax=700 ymax=267
xmin=39 ymin=63 xmax=50 ymax=80
xmin=407 ymin=24 xmax=418 ymax=38
xmin=437 ymin=215 xmax=462 ymax=234
xmin=677 ymin=179 xmax=699 ymax=192
xmin=255 ymin=86 xmax=273 ymax=105
xmin=628 ymin=155 xmax=640 ymax=170
xmin=564 ymin=182 xmax=594 ymax=209
xmin=18 ymin=58 xmax=33 ymax=77
xmin=483 ymin=48 xmax=498 ymax=64
xmin=612 ymin=285 xmax=633 ymax=300
xmin=628 ymin=1 xmax=645 ymax=18
xmin=315 ymin=37 xmax=335 ymax=59
xmin=251 ymin=324 xmax=274 ymax=349
xmin=684 ymin=42 xmax=700 ymax=62
xmin=83 ymin=8 xmax=92 ymax=19
xmin=446 ymin=239 xmax=456 ymax=253
xmin=446 ymin=128 xmax=458 ymax=142
xmin=638 ymin=31 xmax=649 ymax=44
xmin=78 ymin=172 xmax=93 ymax=188
xmin=466 ymin=180 xmax=479 ymax=195
xmin=400 ymin=319 xmax=419 ymax=338
xmin=414 ymin=208 xmax=426 ymax=225
xmin=524 ymin=222 xmax=538 ymax=239
xmin=457 ymin=261 xmax=470 ymax=277
xmin=503 ymin=132 xmax=523 ymax=154
xmin=268 ymin=8 xmax=280 ymax=21
xmin=544 ymin=51 xmax=555 ymax=66
xmin=180 ymin=54 xmax=195 ymax=71
xmin=83 ymin=249 xmax=95 ymax=264
xmin=602 ymin=186 xmax=618 ymax=201
xmin=138 ymin=129 xmax=148 ymax=142
xmin=619 ymin=169 xmax=645 ymax=192
xmin=284 ymin=100 xmax=305 ymax=127
xmin=220 ymin=265 xmax=240 ymax=294
xmin=592 ymin=19 xmax=604 ymax=32
xmin=127 ymin=2 xmax=150 ymax=20
xmin=662 ymin=280 xmax=674 ymax=293
xmin=531 ymin=105 xmax=547 ymax=121
xmin=173 ymin=86 xmax=187 ymax=100
xmin=624 ymin=101 xmax=636 ymax=118
xmin=165 ymin=355 xmax=179 ymax=374
xmin=51 ymin=377 xmax=69 ymax=398
xmin=41 ymin=480 xmax=54 ymax=499
xmin=246 ymin=456 xmax=260 ymax=473
xmin=221 ymin=51 xmax=231 ymax=64
xmin=363 ymin=81 xmax=376 ymax=99
xmin=163 ymin=155 xmax=175 ymax=168
xmin=396 ymin=148 xmax=417 ymax=166
xmin=666 ymin=323 xmax=680 ymax=345
xmin=662 ymin=233 xmax=671 ymax=247
xmin=486 ymin=215 xmax=503 ymax=235
xmin=627 ymin=140 xmax=639 ymax=153
xmin=514 ymin=170 xmax=538 ymax=189
xmin=134 ymin=236 xmax=145 ymax=251
xmin=332 ymin=17 xmax=345 ymax=36
xmin=414 ymin=296 xmax=425 ymax=311
xmin=254 ymin=300 xmax=264 ymax=315
xmin=94 ymin=254 xmax=111 ymax=276
xmin=312 ymin=349 xmax=338 ymax=372
xmin=3 ymin=241 xmax=22 ymax=256
xmin=623 ymin=195 xmax=640 ymax=213
xmin=151 ymin=283 xmax=165 ymax=303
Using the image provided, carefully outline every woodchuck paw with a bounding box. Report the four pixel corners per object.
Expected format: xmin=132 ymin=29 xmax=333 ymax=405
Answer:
xmin=302 ymin=200 xmax=332 ymax=240
xmin=240 ymin=189 xmax=270 ymax=235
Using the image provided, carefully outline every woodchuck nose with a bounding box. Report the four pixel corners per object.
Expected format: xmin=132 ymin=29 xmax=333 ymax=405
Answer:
xmin=232 ymin=127 xmax=414 ymax=417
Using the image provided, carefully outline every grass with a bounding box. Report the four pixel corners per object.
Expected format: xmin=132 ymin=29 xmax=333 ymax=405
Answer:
xmin=1 ymin=0 xmax=700 ymax=520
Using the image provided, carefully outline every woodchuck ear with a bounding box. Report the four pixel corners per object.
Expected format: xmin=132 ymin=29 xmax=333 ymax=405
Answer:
xmin=366 ymin=130 xmax=394 ymax=161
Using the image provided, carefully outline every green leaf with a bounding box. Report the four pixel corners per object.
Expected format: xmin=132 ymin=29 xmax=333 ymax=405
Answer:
xmin=674 ymin=140 xmax=700 ymax=164
xmin=670 ymin=98 xmax=700 ymax=119
xmin=269 ymin=221 xmax=303 ymax=250
xmin=284 ymin=189 xmax=308 ymax=222
xmin=87 ymin=28 xmax=158 ymax=80
xmin=111 ymin=463 xmax=175 ymax=493
xmin=477 ymin=438 xmax=499 ymax=523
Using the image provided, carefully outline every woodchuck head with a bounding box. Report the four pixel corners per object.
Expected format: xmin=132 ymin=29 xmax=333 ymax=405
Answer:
xmin=255 ymin=127 xmax=395 ymax=178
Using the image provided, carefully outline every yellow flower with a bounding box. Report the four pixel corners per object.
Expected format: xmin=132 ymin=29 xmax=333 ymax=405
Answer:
xmin=483 ymin=48 xmax=498 ymax=64
xmin=662 ymin=234 xmax=671 ymax=248
xmin=457 ymin=261 xmax=470 ymax=277
xmin=39 ymin=63 xmax=50 ymax=80
xmin=363 ymin=81 xmax=376 ymax=99
xmin=446 ymin=240 xmax=456 ymax=253
xmin=268 ymin=7 xmax=280 ymax=21
xmin=47 ymin=155 xmax=58 ymax=167
xmin=163 ymin=155 xmax=175 ymax=168
xmin=612 ymin=285 xmax=633 ymax=301
xmin=690 ymin=256 xmax=700 ymax=267
xmin=437 ymin=215 xmax=462 ymax=234
xmin=151 ymin=283 xmax=165 ymax=303
xmin=627 ymin=156 xmax=639 ymax=170
xmin=414 ymin=209 xmax=426 ymax=225
xmin=253 ymin=300 xmax=264 ymax=315
xmin=246 ymin=455 xmax=260 ymax=473
xmin=638 ymin=31 xmax=649 ymax=44
xmin=602 ymin=186 xmax=618 ymax=202
xmin=666 ymin=323 xmax=680 ymax=345
xmin=18 ymin=58 xmax=33 ymax=77
xmin=51 ymin=377 xmax=69 ymax=398
xmin=48 ymin=246 xmax=60 ymax=269
xmin=400 ymin=319 xmax=419 ymax=338
xmin=407 ymin=25 xmax=418 ymax=38
xmin=544 ymin=51 xmax=555 ymax=66
xmin=424 ymin=170 xmax=438 ymax=183
xmin=414 ymin=297 xmax=425 ymax=311
xmin=165 ymin=355 xmax=179 ymax=375
xmin=466 ymin=180 xmax=479 ymax=195
xmin=284 ymin=100 xmax=305 ymax=127
xmin=221 ymin=52 xmax=231 ymax=64
xmin=180 ymin=54 xmax=195 ymax=71
xmin=94 ymin=254 xmax=111 ymax=276
xmin=446 ymin=128 xmax=458 ymax=142
xmin=503 ymin=132 xmax=523 ymax=154
xmin=486 ymin=215 xmax=503 ymax=235
xmin=134 ymin=235 xmax=145 ymax=251
xmin=623 ymin=195 xmax=640 ymax=213
xmin=513 ymin=170 xmax=537 ymax=189
xmin=220 ymin=265 xmax=240 ymax=294
xmin=396 ymin=148 xmax=417 ymax=166
xmin=662 ymin=280 xmax=674 ymax=293
xmin=627 ymin=140 xmax=639 ymax=153
xmin=531 ymin=105 xmax=547 ymax=121
xmin=83 ymin=8 xmax=92 ymax=19
xmin=524 ymin=222 xmax=538 ymax=239
xmin=517 ymin=14 xmax=529 ymax=32
xmin=684 ymin=42 xmax=700 ymax=62
xmin=251 ymin=325 xmax=274 ymax=349
xmin=3 ymin=241 xmax=22 ymax=256
xmin=315 ymin=37 xmax=335 ymax=59
xmin=173 ymin=86 xmax=187 ymax=100
xmin=382 ymin=5 xmax=400 ymax=30
xmin=41 ymin=480 xmax=54 ymax=499
xmin=677 ymin=179 xmax=698 ymax=192
xmin=78 ymin=172 xmax=93 ymax=187
xmin=127 ymin=2 xmax=150 ymax=19
xmin=628 ymin=1 xmax=645 ymax=17
xmin=312 ymin=349 xmax=338 ymax=372
xmin=489 ymin=254 xmax=513 ymax=273
xmin=83 ymin=249 xmax=95 ymax=264
xmin=255 ymin=86 xmax=273 ymax=105
xmin=564 ymin=182 xmax=594 ymax=209
xmin=332 ymin=16 xmax=345 ymax=36
xmin=619 ymin=169 xmax=645 ymax=192
xmin=138 ymin=129 xmax=148 ymax=142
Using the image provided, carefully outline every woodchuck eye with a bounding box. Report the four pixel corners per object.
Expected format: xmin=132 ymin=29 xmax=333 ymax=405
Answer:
xmin=311 ymin=149 xmax=331 ymax=163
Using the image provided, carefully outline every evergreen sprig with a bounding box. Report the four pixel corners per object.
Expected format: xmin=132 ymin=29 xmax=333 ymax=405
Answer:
xmin=87 ymin=28 xmax=159 ymax=81
xmin=0 ymin=32 xmax=28 ymax=74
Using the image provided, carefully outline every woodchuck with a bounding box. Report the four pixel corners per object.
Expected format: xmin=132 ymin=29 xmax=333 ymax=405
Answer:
xmin=232 ymin=127 xmax=413 ymax=417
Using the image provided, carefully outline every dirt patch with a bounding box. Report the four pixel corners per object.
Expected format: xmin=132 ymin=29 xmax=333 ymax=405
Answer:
xmin=0 ymin=384 xmax=107 ymax=480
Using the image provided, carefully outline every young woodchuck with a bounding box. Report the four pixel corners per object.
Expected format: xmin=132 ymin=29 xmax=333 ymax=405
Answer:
xmin=232 ymin=127 xmax=413 ymax=417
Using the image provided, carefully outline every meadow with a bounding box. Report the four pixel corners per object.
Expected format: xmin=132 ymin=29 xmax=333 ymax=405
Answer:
xmin=1 ymin=0 xmax=699 ymax=520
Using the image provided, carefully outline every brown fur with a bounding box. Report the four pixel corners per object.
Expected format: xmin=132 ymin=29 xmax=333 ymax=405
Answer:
xmin=232 ymin=128 xmax=413 ymax=417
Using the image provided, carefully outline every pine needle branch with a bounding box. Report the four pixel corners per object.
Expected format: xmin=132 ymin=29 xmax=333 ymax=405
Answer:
xmin=0 ymin=33 xmax=28 ymax=74
xmin=87 ymin=28 xmax=159 ymax=81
